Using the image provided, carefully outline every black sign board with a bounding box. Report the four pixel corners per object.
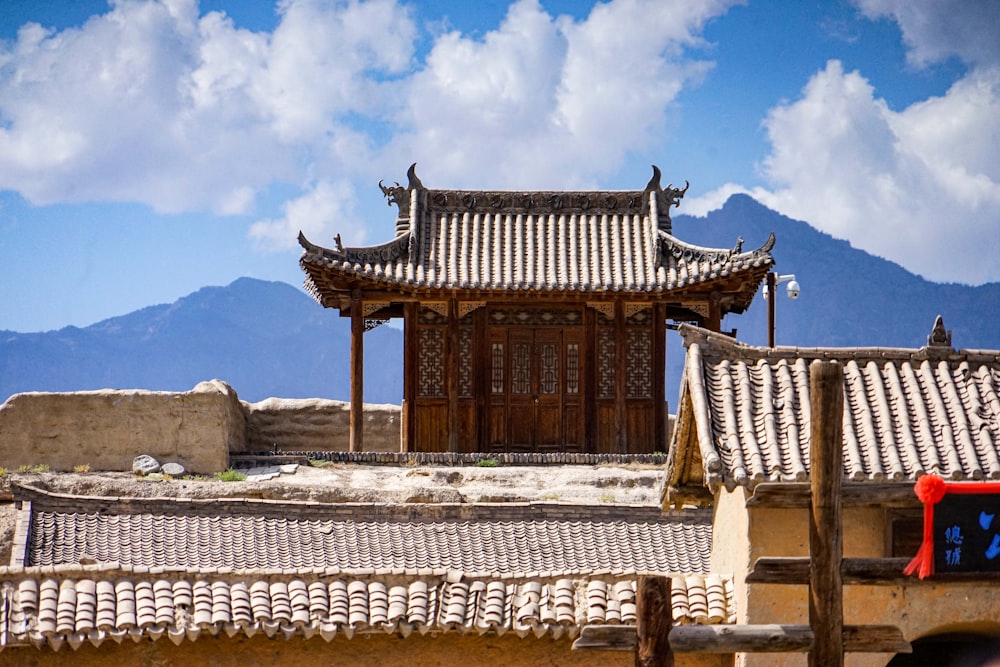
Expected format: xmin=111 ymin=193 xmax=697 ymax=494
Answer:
xmin=933 ymin=493 xmax=1000 ymax=573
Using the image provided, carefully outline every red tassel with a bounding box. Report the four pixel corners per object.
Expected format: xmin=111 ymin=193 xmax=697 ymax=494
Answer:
xmin=914 ymin=474 xmax=946 ymax=504
xmin=905 ymin=475 xmax=941 ymax=579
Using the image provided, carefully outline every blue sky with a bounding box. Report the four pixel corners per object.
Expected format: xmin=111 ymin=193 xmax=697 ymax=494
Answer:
xmin=0 ymin=0 xmax=997 ymax=332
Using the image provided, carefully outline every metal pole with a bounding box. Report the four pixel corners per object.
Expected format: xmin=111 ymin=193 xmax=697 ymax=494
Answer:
xmin=767 ymin=272 xmax=776 ymax=348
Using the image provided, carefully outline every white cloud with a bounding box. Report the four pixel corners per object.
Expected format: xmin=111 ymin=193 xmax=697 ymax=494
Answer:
xmin=249 ymin=179 xmax=364 ymax=250
xmin=393 ymin=0 xmax=737 ymax=188
xmin=732 ymin=60 xmax=1000 ymax=285
xmin=853 ymin=0 xmax=1000 ymax=68
xmin=0 ymin=0 xmax=415 ymax=216
xmin=0 ymin=0 xmax=738 ymax=250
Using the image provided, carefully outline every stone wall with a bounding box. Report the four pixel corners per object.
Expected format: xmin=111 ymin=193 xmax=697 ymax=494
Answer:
xmin=0 ymin=381 xmax=246 ymax=474
xmin=244 ymin=398 xmax=401 ymax=453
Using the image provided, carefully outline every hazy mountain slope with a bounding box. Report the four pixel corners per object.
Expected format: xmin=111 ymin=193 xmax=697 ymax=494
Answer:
xmin=0 ymin=278 xmax=403 ymax=403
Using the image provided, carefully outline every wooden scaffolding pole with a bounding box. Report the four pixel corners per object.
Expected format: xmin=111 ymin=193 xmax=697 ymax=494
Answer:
xmin=809 ymin=359 xmax=844 ymax=667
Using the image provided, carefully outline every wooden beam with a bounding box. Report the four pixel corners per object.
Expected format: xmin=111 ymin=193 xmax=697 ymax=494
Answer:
xmin=747 ymin=482 xmax=919 ymax=508
xmin=748 ymin=556 xmax=1000 ymax=584
xmin=349 ymin=296 xmax=364 ymax=452
xmin=669 ymin=624 xmax=812 ymax=653
xmin=747 ymin=557 xmax=915 ymax=584
xmin=668 ymin=624 xmax=910 ymax=654
xmin=635 ymin=575 xmax=673 ymax=667
xmin=809 ymin=360 xmax=845 ymax=667
xmin=572 ymin=625 xmax=638 ymax=652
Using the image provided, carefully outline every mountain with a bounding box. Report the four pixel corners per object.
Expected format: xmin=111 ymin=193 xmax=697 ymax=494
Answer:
xmin=0 ymin=278 xmax=404 ymax=404
xmin=672 ymin=195 xmax=1000 ymax=350
xmin=1 ymin=195 xmax=997 ymax=408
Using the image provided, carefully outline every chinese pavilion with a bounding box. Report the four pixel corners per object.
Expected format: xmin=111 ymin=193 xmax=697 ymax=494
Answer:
xmin=299 ymin=165 xmax=774 ymax=454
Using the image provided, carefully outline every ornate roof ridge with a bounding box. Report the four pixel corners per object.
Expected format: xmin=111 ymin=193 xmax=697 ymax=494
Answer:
xmin=659 ymin=230 xmax=775 ymax=265
xmin=678 ymin=318 xmax=999 ymax=362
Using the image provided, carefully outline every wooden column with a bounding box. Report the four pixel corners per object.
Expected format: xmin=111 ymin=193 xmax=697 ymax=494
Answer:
xmin=446 ymin=298 xmax=459 ymax=453
xmin=350 ymin=294 xmax=364 ymax=452
xmin=615 ymin=301 xmax=627 ymax=454
xmin=402 ymin=302 xmax=418 ymax=452
xmin=652 ymin=303 xmax=667 ymax=452
xmin=635 ymin=575 xmax=674 ymax=667
xmin=707 ymin=292 xmax=722 ymax=332
xmin=809 ymin=360 xmax=844 ymax=667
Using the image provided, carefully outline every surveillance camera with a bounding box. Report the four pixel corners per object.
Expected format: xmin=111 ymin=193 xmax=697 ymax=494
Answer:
xmin=786 ymin=280 xmax=800 ymax=300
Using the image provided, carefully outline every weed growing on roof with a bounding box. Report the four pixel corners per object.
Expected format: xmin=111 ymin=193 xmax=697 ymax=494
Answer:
xmin=73 ymin=464 xmax=91 ymax=473
xmin=475 ymin=457 xmax=500 ymax=468
xmin=599 ymin=492 xmax=616 ymax=503
xmin=214 ymin=468 xmax=247 ymax=482
xmin=309 ymin=459 xmax=335 ymax=468
xmin=17 ymin=464 xmax=50 ymax=473
xmin=0 ymin=467 xmax=6 ymax=478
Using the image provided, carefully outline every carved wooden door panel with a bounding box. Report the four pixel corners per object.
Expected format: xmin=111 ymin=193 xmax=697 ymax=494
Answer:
xmin=497 ymin=327 xmax=582 ymax=452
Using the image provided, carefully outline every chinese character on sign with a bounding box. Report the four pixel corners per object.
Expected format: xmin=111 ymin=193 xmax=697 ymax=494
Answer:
xmin=945 ymin=525 xmax=964 ymax=545
xmin=945 ymin=548 xmax=962 ymax=566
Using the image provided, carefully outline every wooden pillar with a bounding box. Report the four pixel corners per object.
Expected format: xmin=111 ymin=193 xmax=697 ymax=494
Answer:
xmin=635 ymin=575 xmax=674 ymax=667
xmin=615 ymin=300 xmax=627 ymax=454
xmin=652 ymin=303 xmax=666 ymax=452
xmin=446 ymin=298 xmax=459 ymax=453
xmin=707 ymin=292 xmax=721 ymax=332
xmin=809 ymin=360 xmax=844 ymax=667
xmin=350 ymin=294 xmax=364 ymax=452
xmin=402 ymin=302 xmax=418 ymax=452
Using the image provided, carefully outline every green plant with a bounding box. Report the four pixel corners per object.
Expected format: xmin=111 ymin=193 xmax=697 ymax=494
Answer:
xmin=599 ymin=492 xmax=616 ymax=503
xmin=475 ymin=457 xmax=500 ymax=468
xmin=24 ymin=464 xmax=50 ymax=473
xmin=309 ymin=459 xmax=335 ymax=468
xmin=73 ymin=464 xmax=91 ymax=473
xmin=214 ymin=468 xmax=247 ymax=482
xmin=16 ymin=465 xmax=31 ymax=473
xmin=0 ymin=467 xmax=7 ymax=478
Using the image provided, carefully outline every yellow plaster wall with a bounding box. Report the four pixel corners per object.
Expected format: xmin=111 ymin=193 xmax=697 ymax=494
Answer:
xmin=0 ymin=632 xmax=729 ymax=667
xmin=728 ymin=504 xmax=1000 ymax=667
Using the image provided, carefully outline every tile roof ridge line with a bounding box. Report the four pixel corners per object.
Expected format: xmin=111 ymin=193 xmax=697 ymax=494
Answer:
xmin=0 ymin=562 xmax=717 ymax=582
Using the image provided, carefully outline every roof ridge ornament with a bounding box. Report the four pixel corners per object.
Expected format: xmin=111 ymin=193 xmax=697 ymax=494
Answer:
xmin=644 ymin=165 xmax=688 ymax=234
xmin=927 ymin=315 xmax=953 ymax=349
xmin=380 ymin=163 xmax=423 ymax=237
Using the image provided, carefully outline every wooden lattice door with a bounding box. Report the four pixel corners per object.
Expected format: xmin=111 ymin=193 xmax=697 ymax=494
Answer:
xmin=488 ymin=325 xmax=582 ymax=452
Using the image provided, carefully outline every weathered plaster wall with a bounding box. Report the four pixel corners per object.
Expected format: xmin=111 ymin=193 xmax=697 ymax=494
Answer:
xmin=245 ymin=398 xmax=400 ymax=452
xmin=734 ymin=504 xmax=1000 ymax=667
xmin=0 ymin=381 xmax=245 ymax=474
xmin=709 ymin=487 xmax=752 ymax=625
xmin=0 ymin=631 xmax=728 ymax=666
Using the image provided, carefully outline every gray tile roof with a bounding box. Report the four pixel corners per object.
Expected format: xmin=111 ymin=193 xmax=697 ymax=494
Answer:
xmin=299 ymin=166 xmax=774 ymax=312
xmin=665 ymin=320 xmax=1000 ymax=496
xmin=0 ymin=565 xmax=734 ymax=651
xmin=15 ymin=485 xmax=712 ymax=576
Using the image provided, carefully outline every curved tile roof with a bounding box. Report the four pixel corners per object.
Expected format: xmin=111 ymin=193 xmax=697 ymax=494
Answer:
xmin=299 ymin=166 xmax=774 ymax=313
xmin=16 ymin=486 xmax=712 ymax=576
xmin=667 ymin=320 xmax=1000 ymax=493
xmin=0 ymin=566 xmax=734 ymax=651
